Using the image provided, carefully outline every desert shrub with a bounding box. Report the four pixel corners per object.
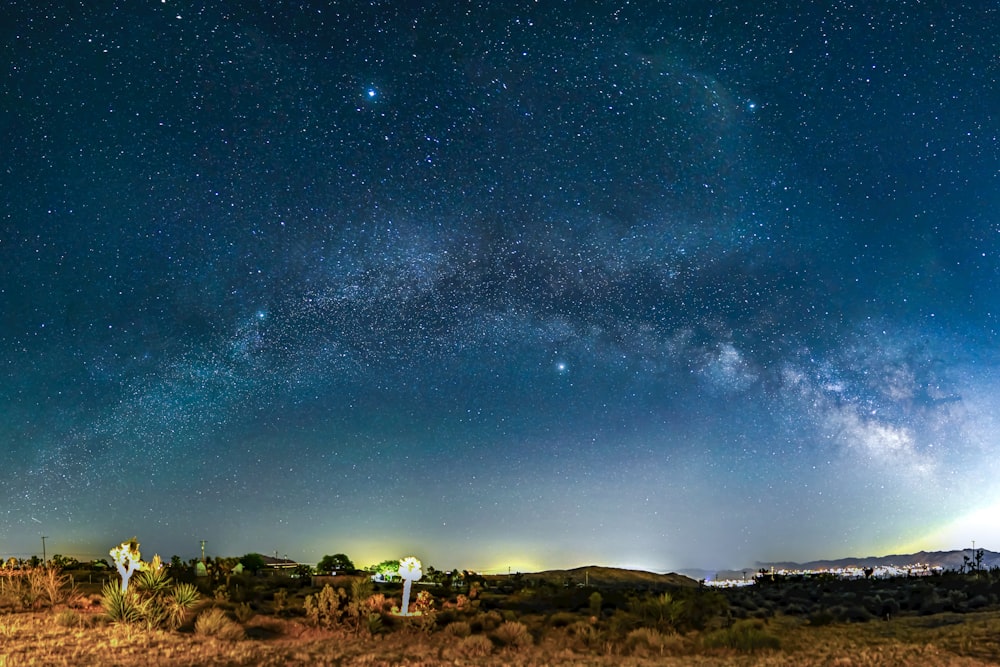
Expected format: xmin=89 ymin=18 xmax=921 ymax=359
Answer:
xmin=566 ymin=619 xmax=601 ymax=649
xmin=880 ymin=596 xmax=901 ymax=618
xmin=589 ymin=591 xmax=603 ymax=617
xmin=0 ymin=572 xmax=35 ymax=610
xmin=194 ymin=607 xmax=244 ymax=640
xmin=364 ymin=592 xmax=391 ymax=615
xmin=608 ymin=609 xmax=641 ymax=638
xmin=413 ymin=589 xmax=435 ymax=615
xmin=493 ymin=620 xmax=532 ymax=649
xmin=234 ymin=601 xmax=254 ymax=623
xmin=272 ymin=588 xmax=288 ymax=615
xmin=784 ymin=602 xmax=806 ymax=616
xmin=808 ymin=610 xmax=837 ymax=626
xmin=626 ymin=626 xmax=667 ymax=656
xmin=34 ymin=567 xmax=77 ymax=608
xmin=842 ymin=604 xmax=874 ymax=623
xmin=678 ymin=587 xmax=729 ymax=631
xmin=455 ymin=634 xmax=493 ymax=658
xmin=366 ymin=612 xmax=384 ymax=636
xmin=548 ymin=611 xmax=578 ymax=628
xmin=967 ymin=594 xmax=989 ymax=610
xmin=304 ymin=584 xmax=347 ymax=628
xmin=101 ymin=567 xmax=200 ymax=631
xmin=54 ymin=609 xmax=80 ymax=627
xmin=351 ymin=577 xmax=373 ymax=602
xmin=470 ymin=610 xmax=503 ymax=633
xmin=348 ymin=577 xmax=375 ymax=633
xmin=0 ymin=567 xmax=75 ymax=610
xmin=444 ymin=620 xmax=472 ymax=637
xmin=703 ymin=619 xmax=780 ymax=653
xmin=629 ymin=592 xmax=685 ymax=633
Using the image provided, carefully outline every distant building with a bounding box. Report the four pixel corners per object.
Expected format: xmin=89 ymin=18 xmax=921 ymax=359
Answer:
xmin=260 ymin=555 xmax=302 ymax=575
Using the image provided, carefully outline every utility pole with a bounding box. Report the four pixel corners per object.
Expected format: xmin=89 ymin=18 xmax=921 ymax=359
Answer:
xmin=41 ymin=536 xmax=48 ymax=564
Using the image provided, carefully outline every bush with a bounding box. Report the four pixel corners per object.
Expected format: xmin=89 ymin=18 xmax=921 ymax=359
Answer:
xmin=565 ymin=619 xmax=600 ymax=649
xmin=366 ymin=612 xmax=384 ymax=636
xmin=101 ymin=570 xmax=200 ymax=631
xmin=234 ymin=602 xmax=254 ymax=623
xmin=455 ymin=634 xmax=493 ymax=658
xmin=493 ymin=620 xmax=532 ymax=649
xmin=704 ymin=619 xmax=781 ymax=652
xmin=626 ymin=627 xmax=667 ymax=656
xmin=304 ymin=584 xmax=346 ymax=628
xmin=841 ymin=604 xmax=874 ymax=623
xmin=364 ymin=592 xmax=391 ymax=615
xmin=629 ymin=592 xmax=685 ymax=633
xmin=808 ymin=610 xmax=837 ymax=626
xmin=967 ymin=594 xmax=989 ymax=610
xmin=589 ymin=591 xmax=603 ymax=617
xmin=54 ymin=609 xmax=80 ymax=628
xmin=470 ymin=610 xmax=503 ymax=633
xmin=35 ymin=567 xmax=77 ymax=608
xmin=0 ymin=567 xmax=75 ymax=611
xmin=272 ymin=588 xmax=288 ymax=615
xmin=548 ymin=611 xmax=578 ymax=628
xmin=444 ymin=620 xmax=472 ymax=637
xmin=194 ymin=608 xmax=244 ymax=640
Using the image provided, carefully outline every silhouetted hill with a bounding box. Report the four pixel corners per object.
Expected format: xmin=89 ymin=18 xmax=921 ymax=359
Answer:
xmin=515 ymin=565 xmax=699 ymax=589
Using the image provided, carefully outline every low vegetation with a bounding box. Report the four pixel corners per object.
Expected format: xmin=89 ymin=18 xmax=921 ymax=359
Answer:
xmin=5 ymin=556 xmax=1000 ymax=665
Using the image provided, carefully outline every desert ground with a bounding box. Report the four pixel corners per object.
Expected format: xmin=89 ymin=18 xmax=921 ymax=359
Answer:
xmin=4 ymin=564 xmax=1000 ymax=666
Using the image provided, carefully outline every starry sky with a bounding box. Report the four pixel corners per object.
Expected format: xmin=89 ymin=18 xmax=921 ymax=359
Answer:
xmin=3 ymin=2 xmax=1000 ymax=573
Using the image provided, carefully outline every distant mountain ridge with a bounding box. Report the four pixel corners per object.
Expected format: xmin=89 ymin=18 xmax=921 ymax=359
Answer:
xmin=680 ymin=549 xmax=1000 ymax=582
xmin=758 ymin=549 xmax=1000 ymax=572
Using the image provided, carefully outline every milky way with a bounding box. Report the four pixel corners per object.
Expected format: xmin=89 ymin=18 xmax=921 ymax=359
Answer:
xmin=2 ymin=2 xmax=999 ymax=571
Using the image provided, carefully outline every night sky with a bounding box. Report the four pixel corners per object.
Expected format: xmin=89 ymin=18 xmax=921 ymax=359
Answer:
xmin=3 ymin=2 xmax=1000 ymax=573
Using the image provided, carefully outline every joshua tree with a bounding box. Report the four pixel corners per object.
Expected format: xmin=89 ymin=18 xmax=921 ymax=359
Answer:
xmin=110 ymin=538 xmax=143 ymax=592
xmin=397 ymin=556 xmax=423 ymax=615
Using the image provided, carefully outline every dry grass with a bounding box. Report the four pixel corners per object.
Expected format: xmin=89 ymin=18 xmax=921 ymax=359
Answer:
xmin=3 ymin=608 xmax=1000 ymax=666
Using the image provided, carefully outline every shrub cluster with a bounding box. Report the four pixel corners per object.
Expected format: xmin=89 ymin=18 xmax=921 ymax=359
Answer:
xmin=724 ymin=569 xmax=1000 ymax=624
xmin=0 ymin=567 xmax=76 ymax=611
xmin=101 ymin=555 xmax=200 ymax=630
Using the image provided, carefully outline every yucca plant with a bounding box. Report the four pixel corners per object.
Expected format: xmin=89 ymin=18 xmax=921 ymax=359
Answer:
xmin=135 ymin=555 xmax=172 ymax=595
xmin=101 ymin=581 xmax=143 ymax=625
xmin=100 ymin=541 xmax=200 ymax=631
xmin=165 ymin=582 xmax=200 ymax=630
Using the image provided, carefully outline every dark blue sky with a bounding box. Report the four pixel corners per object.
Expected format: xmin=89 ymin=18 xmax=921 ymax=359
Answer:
xmin=2 ymin=2 xmax=999 ymax=571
